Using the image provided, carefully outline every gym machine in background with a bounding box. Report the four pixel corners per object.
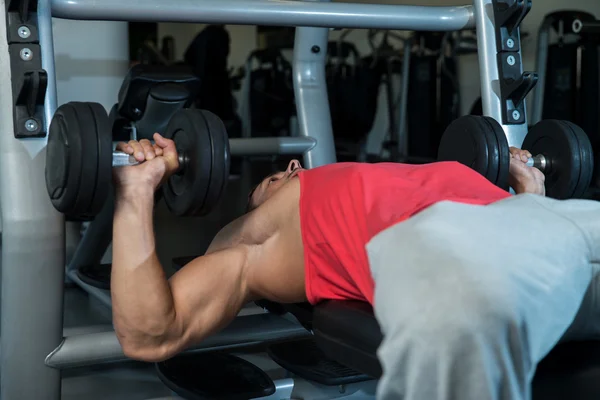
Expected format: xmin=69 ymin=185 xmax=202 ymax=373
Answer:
xmin=325 ymin=30 xmax=384 ymax=161
xmin=532 ymin=10 xmax=600 ymax=191
xmin=2 ymin=0 xmax=598 ymax=400
xmin=405 ymin=31 xmax=461 ymax=162
xmin=363 ymin=29 xmax=411 ymax=163
xmin=367 ymin=29 xmax=478 ymax=165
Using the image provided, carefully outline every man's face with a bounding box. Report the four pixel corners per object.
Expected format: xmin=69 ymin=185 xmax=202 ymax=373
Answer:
xmin=247 ymin=159 xmax=303 ymax=211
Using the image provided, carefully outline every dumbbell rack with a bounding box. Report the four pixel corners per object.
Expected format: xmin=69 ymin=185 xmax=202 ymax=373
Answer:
xmin=0 ymin=1 xmax=532 ymax=399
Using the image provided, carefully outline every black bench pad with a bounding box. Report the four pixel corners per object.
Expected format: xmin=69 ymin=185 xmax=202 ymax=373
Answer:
xmin=313 ymin=300 xmax=600 ymax=400
xmin=313 ymin=300 xmax=382 ymax=378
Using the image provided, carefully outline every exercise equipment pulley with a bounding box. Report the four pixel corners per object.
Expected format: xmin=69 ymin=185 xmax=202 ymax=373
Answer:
xmin=45 ymin=102 xmax=231 ymax=218
xmin=438 ymin=115 xmax=594 ymax=199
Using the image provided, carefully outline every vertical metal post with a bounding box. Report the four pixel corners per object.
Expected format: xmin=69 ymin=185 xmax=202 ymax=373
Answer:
xmin=397 ymin=37 xmax=412 ymax=159
xmin=473 ymin=0 xmax=529 ymax=148
xmin=67 ymin=195 xmax=114 ymax=272
xmin=39 ymin=0 xmax=57 ymax=126
xmin=1 ymin=0 xmax=64 ymax=399
xmin=531 ymin=25 xmax=550 ymax=125
xmin=473 ymin=0 xmax=501 ymax=121
xmin=293 ymin=2 xmax=336 ymax=169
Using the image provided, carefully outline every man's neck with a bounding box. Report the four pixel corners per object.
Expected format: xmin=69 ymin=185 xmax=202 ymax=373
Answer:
xmin=207 ymin=180 xmax=301 ymax=254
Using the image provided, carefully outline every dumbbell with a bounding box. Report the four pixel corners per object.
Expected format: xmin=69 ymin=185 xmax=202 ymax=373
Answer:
xmin=45 ymin=102 xmax=230 ymax=219
xmin=438 ymin=116 xmax=594 ymax=199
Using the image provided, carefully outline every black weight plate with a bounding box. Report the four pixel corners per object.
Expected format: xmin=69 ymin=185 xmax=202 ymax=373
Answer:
xmin=70 ymin=103 xmax=101 ymax=217
xmin=163 ymin=109 xmax=213 ymax=217
xmin=46 ymin=104 xmax=83 ymax=214
xmin=523 ymin=120 xmax=581 ymax=199
xmin=87 ymin=103 xmax=113 ymax=216
xmin=438 ymin=115 xmax=491 ymax=182
xmin=562 ymin=120 xmax=594 ymax=199
xmin=478 ymin=117 xmax=500 ymax=186
xmin=483 ymin=116 xmax=511 ymax=190
xmin=198 ymin=110 xmax=230 ymax=216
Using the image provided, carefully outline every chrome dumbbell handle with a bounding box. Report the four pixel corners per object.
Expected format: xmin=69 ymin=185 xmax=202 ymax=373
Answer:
xmin=525 ymin=154 xmax=547 ymax=172
xmin=112 ymin=151 xmax=187 ymax=171
xmin=112 ymin=151 xmax=140 ymax=167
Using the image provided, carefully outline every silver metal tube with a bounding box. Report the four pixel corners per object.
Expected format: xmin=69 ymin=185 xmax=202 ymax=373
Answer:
xmin=46 ymin=314 xmax=311 ymax=369
xmin=474 ymin=0 xmax=501 ymax=122
xmin=229 ymin=137 xmax=317 ymax=156
xmin=40 ymin=0 xmax=58 ymax=128
xmin=397 ymin=38 xmax=412 ymax=158
xmin=66 ymin=269 xmax=113 ymax=309
xmin=294 ymin=23 xmax=337 ymax=169
xmin=51 ymin=0 xmax=475 ymax=31
xmin=473 ymin=0 xmax=527 ymax=148
xmin=0 ymin=1 xmax=64 ymax=399
xmin=531 ymin=24 xmax=550 ymax=125
xmin=113 ymin=137 xmax=317 ymax=164
xmin=64 ymin=325 xmax=115 ymax=336
xmin=68 ymin=193 xmax=114 ymax=272
xmin=112 ymin=151 xmax=139 ymax=167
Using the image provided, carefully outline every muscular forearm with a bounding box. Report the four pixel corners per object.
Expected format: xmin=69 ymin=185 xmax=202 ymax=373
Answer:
xmin=112 ymin=186 xmax=178 ymax=359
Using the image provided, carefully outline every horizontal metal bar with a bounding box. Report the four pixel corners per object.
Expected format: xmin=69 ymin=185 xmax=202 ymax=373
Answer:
xmin=46 ymin=313 xmax=310 ymax=369
xmin=64 ymin=324 xmax=115 ymax=336
xmin=229 ymin=137 xmax=317 ymax=157
xmin=67 ymin=268 xmax=266 ymax=316
xmin=113 ymin=137 xmax=316 ymax=162
xmin=51 ymin=0 xmax=475 ymax=31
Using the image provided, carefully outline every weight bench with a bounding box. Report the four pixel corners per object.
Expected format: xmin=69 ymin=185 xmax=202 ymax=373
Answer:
xmin=312 ymin=300 xmax=600 ymax=400
xmin=164 ymin=258 xmax=600 ymax=399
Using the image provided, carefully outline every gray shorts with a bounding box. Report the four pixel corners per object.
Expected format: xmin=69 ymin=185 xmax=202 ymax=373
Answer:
xmin=366 ymin=194 xmax=600 ymax=400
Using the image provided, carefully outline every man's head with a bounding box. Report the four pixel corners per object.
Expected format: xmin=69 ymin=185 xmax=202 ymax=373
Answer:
xmin=246 ymin=159 xmax=303 ymax=212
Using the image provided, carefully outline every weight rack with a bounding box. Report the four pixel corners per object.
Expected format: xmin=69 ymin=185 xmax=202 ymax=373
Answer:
xmin=0 ymin=0 xmax=534 ymax=398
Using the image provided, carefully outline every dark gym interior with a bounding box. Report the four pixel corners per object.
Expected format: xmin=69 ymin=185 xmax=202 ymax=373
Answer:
xmin=2 ymin=0 xmax=600 ymax=399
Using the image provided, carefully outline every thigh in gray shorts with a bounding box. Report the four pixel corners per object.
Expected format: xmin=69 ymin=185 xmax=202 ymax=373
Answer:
xmin=366 ymin=194 xmax=600 ymax=400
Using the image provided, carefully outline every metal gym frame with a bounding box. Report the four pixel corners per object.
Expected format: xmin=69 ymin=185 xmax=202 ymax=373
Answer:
xmin=1 ymin=0 xmax=534 ymax=398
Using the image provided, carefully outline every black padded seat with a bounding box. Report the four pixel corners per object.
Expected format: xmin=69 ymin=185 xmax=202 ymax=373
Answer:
xmin=532 ymin=341 xmax=600 ymax=399
xmin=314 ymin=300 xmax=600 ymax=400
xmin=155 ymin=352 xmax=276 ymax=400
xmin=255 ymin=300 xmax=315 ymax=330
xmin=313 ymin=301 xmax=382 ymax=378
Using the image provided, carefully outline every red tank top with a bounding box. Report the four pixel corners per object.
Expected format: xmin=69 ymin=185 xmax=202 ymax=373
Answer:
xmin=298 ymin=162 xmax=511 ymax=305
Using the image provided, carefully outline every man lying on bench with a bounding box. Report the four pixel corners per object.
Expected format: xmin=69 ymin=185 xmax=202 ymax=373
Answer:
xmin=111 ymin=134 xmax=599 ymax=400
